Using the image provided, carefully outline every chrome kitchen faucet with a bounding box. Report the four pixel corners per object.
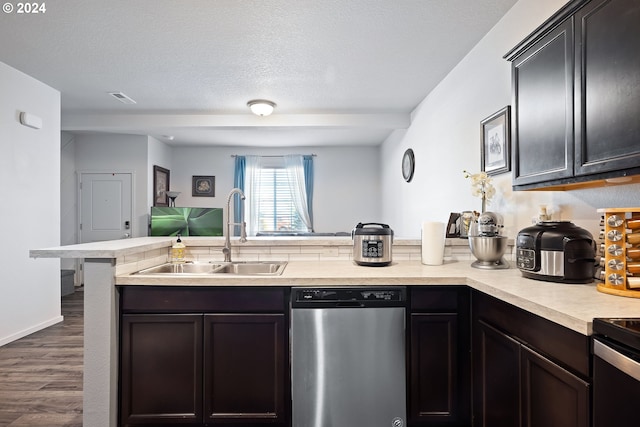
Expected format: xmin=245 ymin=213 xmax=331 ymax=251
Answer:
xmin=223 ymin=188 xmax=247 ymax=262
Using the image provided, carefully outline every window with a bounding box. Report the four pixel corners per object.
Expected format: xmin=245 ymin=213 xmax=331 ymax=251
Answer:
xmin=234 ymin=154 xmax=313 ymax=236
xmin=256 ymin=166 xmax=308 ymax=232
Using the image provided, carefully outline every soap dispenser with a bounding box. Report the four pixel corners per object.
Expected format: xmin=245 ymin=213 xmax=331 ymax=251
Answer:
xmin=171 ymin=234 xmax=186 ymax=263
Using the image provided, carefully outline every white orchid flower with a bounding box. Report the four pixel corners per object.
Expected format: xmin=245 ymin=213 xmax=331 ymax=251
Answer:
xmin=463 ymin=170 xmax=495 ymax=212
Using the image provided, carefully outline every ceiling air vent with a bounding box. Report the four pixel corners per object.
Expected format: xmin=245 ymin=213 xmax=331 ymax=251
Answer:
xmin=108 ymin=91 xmax=137 ymax=104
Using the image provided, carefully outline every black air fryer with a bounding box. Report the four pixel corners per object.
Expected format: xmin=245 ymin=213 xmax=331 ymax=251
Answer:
xmin=516 ymin=221 xmax=596 ymax=283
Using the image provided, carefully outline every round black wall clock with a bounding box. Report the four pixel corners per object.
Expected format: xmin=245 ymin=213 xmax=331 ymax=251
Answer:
xmin=402 ymin=148 xmax=415 ymax=182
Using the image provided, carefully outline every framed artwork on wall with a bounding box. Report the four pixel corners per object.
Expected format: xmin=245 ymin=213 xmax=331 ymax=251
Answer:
xmin=481 ymin=106 xmax=511 ymax=176
xmin=192 ymin=175 xmax=215 ymax=197
xmin=153 ymin=165 xmax=170 ymax=207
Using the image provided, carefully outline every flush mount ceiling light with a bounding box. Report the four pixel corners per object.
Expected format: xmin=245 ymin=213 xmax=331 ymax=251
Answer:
xmin=247 ymin=99 xmax=276 ymax=116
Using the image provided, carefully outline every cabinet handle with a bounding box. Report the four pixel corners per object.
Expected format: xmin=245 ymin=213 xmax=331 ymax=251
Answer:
xmin=594 ymin=339 xmax=640 ymax=381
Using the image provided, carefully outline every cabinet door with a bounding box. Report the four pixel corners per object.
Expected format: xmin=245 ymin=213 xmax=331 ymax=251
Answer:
xmin=409 ymin=287 xmax=471 ymax=426
xmin=410 ymin=313 xmax=462 ymax=426
xmin=473 ymin=320 xmax=520 ymax=427
xmin=120 ymin=314 xmax=203 ymax=426
xmin=512 ymin=18 xmax=574 ymax=186
xmin=521 ymin=345 xmax=589 ymax=427
xmin=203 ymin=313 xmax=287 ymax=426
xmin=574 ymin=0 xmax=640 ymax=175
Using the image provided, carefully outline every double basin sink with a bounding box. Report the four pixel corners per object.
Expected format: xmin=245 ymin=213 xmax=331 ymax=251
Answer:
xmin=135 ymin=261 xmax=287 ymax=276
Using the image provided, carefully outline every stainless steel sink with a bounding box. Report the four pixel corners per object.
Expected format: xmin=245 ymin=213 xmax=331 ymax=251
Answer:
xmin=135 ymin=262 xmax=223 ymax=275
xmin=213 ymin=261 xmax=287 ymax=275
xmin=135 ymin=261 xmax=287 ymax=276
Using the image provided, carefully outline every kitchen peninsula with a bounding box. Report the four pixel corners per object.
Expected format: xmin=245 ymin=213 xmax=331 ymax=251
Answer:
xmin=31 ymin=237 xmax=640 ymax=427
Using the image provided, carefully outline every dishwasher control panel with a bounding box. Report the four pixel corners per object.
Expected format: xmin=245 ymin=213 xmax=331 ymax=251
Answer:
xmin=292 ymin=287 xmax=406 ymax=308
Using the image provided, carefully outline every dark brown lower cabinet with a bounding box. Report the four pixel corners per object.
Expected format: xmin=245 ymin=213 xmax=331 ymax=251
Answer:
xmin=521 ymin=345 xmax=589 ymax=427
xmin=121 ymin=314 xmax=204 ymax=425
xmin=204 ymin=314 xmax=285 ymax=425
xmin=473 ymin=320 xmax=520 ymax=427
xmin=118 ymin=286 xmax=289 ymax=427
xmin=408 ymin=286 xmax=470 ymax=427
xmin=472 ymin=292 xmax=590 ymax=427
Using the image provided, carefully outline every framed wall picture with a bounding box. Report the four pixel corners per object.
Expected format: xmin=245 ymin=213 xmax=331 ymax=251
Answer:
xmin=153 ymin=165 xmax=170 ymax=207
xmin=192 ymin=175 xmax=215 ymax=197
xmin=481 ymin=106 xmax=511 ymax=176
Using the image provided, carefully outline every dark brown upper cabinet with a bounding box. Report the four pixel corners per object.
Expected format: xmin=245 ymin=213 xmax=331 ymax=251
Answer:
xmin=506 ymin=0 xmax=640 ymax=191
xmin=574 ymin=0 xmax=640 ymax=176
xmin=509 ymin=18 xmax=574 ymax=187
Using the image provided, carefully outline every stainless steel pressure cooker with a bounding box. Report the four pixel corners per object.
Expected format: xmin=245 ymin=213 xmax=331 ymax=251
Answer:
xmin=352 ymin=222 xmax=393 ymax=266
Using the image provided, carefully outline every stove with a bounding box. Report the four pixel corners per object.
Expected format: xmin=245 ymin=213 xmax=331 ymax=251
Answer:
xmin=592 ymin=318 xmax=640 ymax=427
xmin=593 ymin=318 xmax=640 ymax=353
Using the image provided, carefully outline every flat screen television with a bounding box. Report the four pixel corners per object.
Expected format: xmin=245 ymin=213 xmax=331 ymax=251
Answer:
xmin=150 ymin=207 xmax=223 ymax=236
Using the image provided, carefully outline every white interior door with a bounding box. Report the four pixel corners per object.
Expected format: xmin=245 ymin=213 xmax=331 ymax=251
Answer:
xmin=80 ymin=173 xmax=133 ymax=242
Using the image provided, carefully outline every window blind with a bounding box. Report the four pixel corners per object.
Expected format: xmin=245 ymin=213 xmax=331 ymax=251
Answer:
xmin=257 ymin=167 xmax=308 ymax=232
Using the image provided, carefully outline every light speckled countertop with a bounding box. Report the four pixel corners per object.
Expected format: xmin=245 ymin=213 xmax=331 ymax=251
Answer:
xmin=115 ymin=259 xmax=640 ymax=335
xmin=31 ymin=237 xmax=640 ymax=335
xmin=29 ymin=236 xmax=423 ymax=258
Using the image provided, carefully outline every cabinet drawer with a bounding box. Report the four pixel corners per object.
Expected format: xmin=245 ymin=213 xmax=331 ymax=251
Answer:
xmin=410 ymin=286 xmax=466 ymax=311
xmin=120 ymin=286 xmax=287 ymax=313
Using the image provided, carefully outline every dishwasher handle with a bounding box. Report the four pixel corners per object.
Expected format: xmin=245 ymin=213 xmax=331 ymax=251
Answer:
xmin=594 ymin=339 xmax=640 ymax=382
xmin=335 ymin=301 xmax=365 ymax=308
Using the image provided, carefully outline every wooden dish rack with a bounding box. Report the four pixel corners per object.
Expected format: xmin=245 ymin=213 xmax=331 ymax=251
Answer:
xmin=597 ymin=207 xmax=640 ymax=298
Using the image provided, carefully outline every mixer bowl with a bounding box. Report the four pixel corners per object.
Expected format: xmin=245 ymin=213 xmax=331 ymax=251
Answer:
xmin=468 ymin=235 xmax=509 ymax=269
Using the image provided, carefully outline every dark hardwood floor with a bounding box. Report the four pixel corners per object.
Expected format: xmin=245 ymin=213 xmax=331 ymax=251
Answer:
xmin=0 ymin=289 xmax=83 ymax=426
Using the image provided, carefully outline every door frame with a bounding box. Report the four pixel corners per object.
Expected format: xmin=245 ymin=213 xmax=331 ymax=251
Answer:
xmin=77 ymin=170 xmax=135 ymax=284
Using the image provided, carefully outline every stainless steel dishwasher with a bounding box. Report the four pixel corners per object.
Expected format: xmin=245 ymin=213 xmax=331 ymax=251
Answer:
xmin=291 ymin=287 xmax=406 ymax=427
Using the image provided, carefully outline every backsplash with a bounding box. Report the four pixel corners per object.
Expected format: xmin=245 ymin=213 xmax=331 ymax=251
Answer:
xmin=115 ymin=238 xmax=515 ymax=275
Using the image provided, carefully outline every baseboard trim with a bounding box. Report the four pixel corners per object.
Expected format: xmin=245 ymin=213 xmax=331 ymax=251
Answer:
xmin=0 ymin=315 xmax=64 ymax=347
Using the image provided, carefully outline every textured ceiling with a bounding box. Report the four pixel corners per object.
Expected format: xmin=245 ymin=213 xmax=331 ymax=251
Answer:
xmin=0 ymin=0 xmax=517 ymax=146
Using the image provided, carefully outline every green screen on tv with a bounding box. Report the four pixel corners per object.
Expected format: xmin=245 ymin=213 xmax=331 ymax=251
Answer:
xmin=150 ymin=207 xmax=223 ymax=236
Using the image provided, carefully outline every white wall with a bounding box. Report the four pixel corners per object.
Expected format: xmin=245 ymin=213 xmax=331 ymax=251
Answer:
xmin=63 ymin=139 xmax=378 ymax=241
xmin=147 ymin=136 xmax=173 ymax=211
xmin=74 ymin=133 xmax=149 ymax=237
xmin=60 ymin=131 xmax=77 ymax=272
xmin=380 ymin=0 xmax=640 ymax=239
xmin=169 ymin=145 xmax=380 ymax=233
xmin=0 ymin=62 xmax=62 ymax=346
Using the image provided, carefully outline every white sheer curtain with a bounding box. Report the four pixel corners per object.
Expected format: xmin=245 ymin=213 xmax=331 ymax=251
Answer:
xmin=284 ymin=154 xmax=312 ymax=231
xmin=244 ymin=155 xmax=262 ymax=236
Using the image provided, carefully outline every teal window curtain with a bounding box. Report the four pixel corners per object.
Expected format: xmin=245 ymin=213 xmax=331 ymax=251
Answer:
xmin=303 ymin=155 xmax=314 ymax=230
xmin=233 ymin=156 xmax=245 ymax=235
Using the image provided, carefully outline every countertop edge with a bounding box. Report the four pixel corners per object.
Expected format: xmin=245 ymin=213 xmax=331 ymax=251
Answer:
xmin=465 ymin=278 xmax=591 ymax=335
xmin=32 ymin=238 xmax=640 ymax=337
xmin=28 ymin=236 xmax=510 ymax=259
xmin=30 ymin=237 xmax=174 ymax=259
xmin=114 ymin=262 xmax=609 ymax=336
